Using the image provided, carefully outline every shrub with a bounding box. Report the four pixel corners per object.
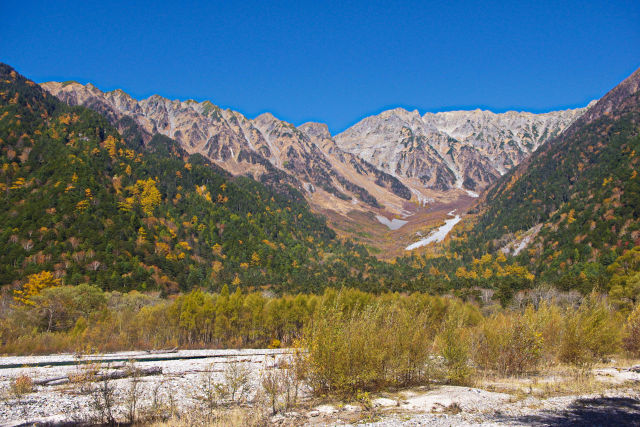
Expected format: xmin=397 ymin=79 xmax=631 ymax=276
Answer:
xmin=193 ymin=364 xmax=227 ymax=416
xmin=472 ymin=311 xmax=543 ymax=375
xmin=558 ymin=294 xmax=621 ymax=366
xmin=623 ymin=304 xmax=640 ymax=356
xmin=10 ymin=374 xmax=34 ymax=397
xmin=90 ymin=370 xmax=117 ymax=424
xmin=223 ymin=360 xmax=252 ymax=403
xmin=277 ymin=350 xmax=307 ymax=410
xmin=303 ymin=305 xmax=384 ymax=397
xmin=436 ymin=315 xmax=474 ymax=385
xmin=125 ymin=362 xmax=144 ymax=423
xmin=268 ymin=339 xmax=281 ymax=349
xmin=384 ymin=307 xmax=435 ymax=386
xmin=525 ymin=302 xmax=564 ymax=364
xmin=260 ymin=365 xmax=284 ymax=415
xmin=303 ymin=300 xmax=440 ymax=397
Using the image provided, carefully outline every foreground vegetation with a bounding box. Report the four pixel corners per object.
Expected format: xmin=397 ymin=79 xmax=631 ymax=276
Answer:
xmin=2 ymin=279 xmax=640 ymax=396
xmin=2 ymin=283 xmax=640 ymax=426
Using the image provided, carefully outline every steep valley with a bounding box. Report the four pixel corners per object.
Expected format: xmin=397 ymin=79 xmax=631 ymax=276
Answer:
xmin=40 ymin=81 xmax=591 ymax=254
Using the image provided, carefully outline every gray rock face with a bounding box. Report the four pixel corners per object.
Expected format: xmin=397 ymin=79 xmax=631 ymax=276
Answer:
xmin=40 ymin=80 xmax=592 ymax=213
xmin=334 ymin=104 xmax=593 ymax=191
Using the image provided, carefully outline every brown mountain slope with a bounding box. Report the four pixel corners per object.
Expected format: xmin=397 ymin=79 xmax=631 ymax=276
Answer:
xmin=41 ymin=82 xmax=413 ymax=219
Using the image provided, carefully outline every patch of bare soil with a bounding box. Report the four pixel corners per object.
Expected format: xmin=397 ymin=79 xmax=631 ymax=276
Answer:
xmin=318 ymin=192 xmax=478 ymax=259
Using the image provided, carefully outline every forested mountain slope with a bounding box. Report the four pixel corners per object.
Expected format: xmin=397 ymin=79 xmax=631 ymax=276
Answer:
xmin=41 ymin=80 xmax=590 ymax=224
xmin=466 ymin=66 xmax=640 ymax=284
xmin=0 ymin=63 xmax=409 ymax=294
xmin=6 ymin=60 xmax=638 ymax=304
xmin=40 ymin=81 xmax=413 ymax=219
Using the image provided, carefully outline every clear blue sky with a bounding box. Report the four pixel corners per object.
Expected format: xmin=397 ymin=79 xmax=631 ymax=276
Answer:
xmin=2 ymin=0 xmax=639 ymax=134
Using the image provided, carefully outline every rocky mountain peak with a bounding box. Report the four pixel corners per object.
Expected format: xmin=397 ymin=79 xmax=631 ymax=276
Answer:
xmin=335 ymin=102 xmax=591 ymax=192
xmin=254 ymin=112 xmax=278 ymax=124
xmin=573 ymin=68 xmax=640 ymax=128
xmin=299 ymin=122 xmax=331 ymax=140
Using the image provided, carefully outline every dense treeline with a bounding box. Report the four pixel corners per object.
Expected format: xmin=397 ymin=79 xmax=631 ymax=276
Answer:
xmin=2 ymin=244 xmax=639 ymax=357
xmin=2 ymin=282 xmax=640 ymax=400
xmin=0 ymin=283 xmax=466 ymax=353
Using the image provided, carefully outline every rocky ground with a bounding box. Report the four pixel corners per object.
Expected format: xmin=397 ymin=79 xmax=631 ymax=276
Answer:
xmin=1 ymin=350 xmax=639 ymax=426
xmin=0 ymin=349 xmax=289 ymax=425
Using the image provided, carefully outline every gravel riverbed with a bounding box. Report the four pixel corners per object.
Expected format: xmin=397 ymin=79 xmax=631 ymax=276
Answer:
xmin=1 ymin=351 xmax=640 ymax=426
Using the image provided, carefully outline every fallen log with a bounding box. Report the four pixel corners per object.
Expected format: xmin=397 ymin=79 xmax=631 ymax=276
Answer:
xmin=33 ymin=376 xmax=67 ymax=386
xmin=145 ymin=347 xmax=178 ymax=354
xmin=0 ymin=349 xmax=301 ymax=369
xmin=47 ymin=379 xmax=70 ymax=386
xmin=95 ymin=366 xmax=163 ymax=381
xmin=36 ymin=366 xmax=163 ymax=386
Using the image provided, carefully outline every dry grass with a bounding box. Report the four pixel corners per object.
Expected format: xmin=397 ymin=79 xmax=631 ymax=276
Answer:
xmin=150 ymin=406 xmax=267 ymax=427
xmin=478 ymin=361 xmax=639 ymax=400
xmin=10 ymin=374 xmax=34 ymax=398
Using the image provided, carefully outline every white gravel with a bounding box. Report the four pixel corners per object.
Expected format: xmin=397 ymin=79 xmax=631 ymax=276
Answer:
xmin=0 ymin=348 xmax=290 ymax=425
xmin=406 ymin=210 xmax=461 ymax=250
xmin=2 ymin=351 xmax=640 ymax=426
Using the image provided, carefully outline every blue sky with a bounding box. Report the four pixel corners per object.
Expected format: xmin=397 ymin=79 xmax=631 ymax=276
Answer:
xmin=2 ymin=0 xmax=639 ymax=134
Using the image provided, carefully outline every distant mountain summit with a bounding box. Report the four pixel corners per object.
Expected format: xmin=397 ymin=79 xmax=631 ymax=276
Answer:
xmin=334 ymin=104 xmax=591 ymax=192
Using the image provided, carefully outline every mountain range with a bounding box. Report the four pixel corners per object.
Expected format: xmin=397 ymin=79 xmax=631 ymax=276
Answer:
xmin=335 ymin=105 xmax=591 ymax=193
xmin=41 ymin=82 xmax=590 ymax=226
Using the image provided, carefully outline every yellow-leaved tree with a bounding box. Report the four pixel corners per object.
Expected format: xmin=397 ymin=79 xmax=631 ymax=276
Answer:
xmin=137 ymin=178 xmax=161 ymax=216
xmin=122 ymin=178 xmax=162 ymax=216
xmin=13 ymin=271 xmax=61 ymax=306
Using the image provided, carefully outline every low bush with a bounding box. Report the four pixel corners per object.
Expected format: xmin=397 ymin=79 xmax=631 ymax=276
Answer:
xmin=302 ymin=297 xmax=455 ymax=397
xmin=623 ymin=303 xmax=640 ymax=356
xmin=472 ymin=311 xmax=543 ymax=375
xmin=435 ymin=315 xmax=474 ymax=385
xmin=525 ymin=302 xmax=564 ymax=364
xmin=558 ymin=294 xmax=621 ymax=365
xmin=223 ymin=360 xmax=252 ymax=403
xmin=10 ymin=375 xmax=34 ymax=398
xmin=303 ymin=305 xmax=387 ymax=397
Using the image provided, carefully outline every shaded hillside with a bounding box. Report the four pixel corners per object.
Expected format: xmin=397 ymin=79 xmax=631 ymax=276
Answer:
xmin=0 ymin=63 xmax=410 ymax=294
xmin=467 ymin=67 xmax=640 ymax=283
